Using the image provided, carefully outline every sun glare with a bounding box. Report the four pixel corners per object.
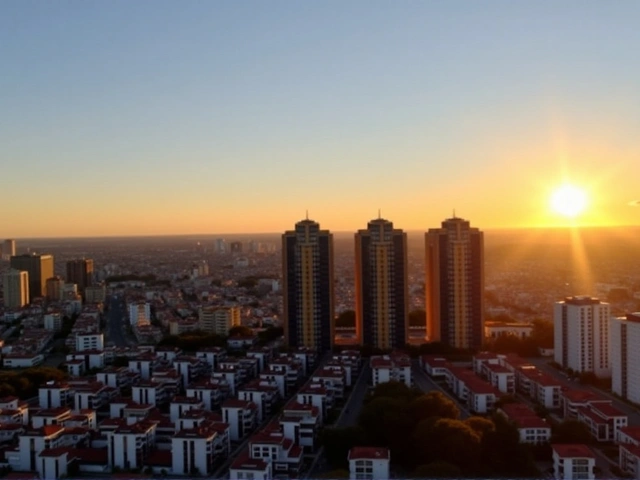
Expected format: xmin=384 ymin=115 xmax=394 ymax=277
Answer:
xmin=550 ymin=185 xmax=588 ymax=218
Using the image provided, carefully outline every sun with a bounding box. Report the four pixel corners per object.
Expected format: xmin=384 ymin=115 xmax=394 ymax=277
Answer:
xmin=550 ymin=185 xmax=588 ymax=218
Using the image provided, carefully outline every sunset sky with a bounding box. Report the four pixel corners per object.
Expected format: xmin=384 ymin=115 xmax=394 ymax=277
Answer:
xmin=2 ymin=1 xmax=639 ymax=238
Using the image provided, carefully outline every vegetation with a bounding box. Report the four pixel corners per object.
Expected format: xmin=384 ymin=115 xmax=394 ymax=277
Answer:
xmin=157 ymin=331 xmax=226 ymax=351
xmin=0 ymin=367 xmax=67 ymax=399
xmin=320 ymin=381 xmax=538 ymax=477
xmin=257 ymin=326 xmax=283 ymax=346
xmin=228 ymin=325 xmax=253 ymax=337
xmin=485 ymin=319 xmax=554 ymax=357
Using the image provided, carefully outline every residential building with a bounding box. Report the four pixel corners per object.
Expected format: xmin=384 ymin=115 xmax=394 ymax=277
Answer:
xmin=611 ymin=313 xmax=640 ymax=403
xmin=282 ymin=218 xmax=335 ymax=352
xmin=76 ymin=333 xmax=104 ymax=352
xmin=2 ymin=269 xmax=29 ymax=308
xmin=355 ymin=217 xmax=408 ymax=349
xmin=44 ymin=313 xmax=64 ymax=332
xmin=66 ymin=259 xmax=94 ymax=293
xmin=2 ymin=239 xmax=16 ymax=260
xmin=10 ymin=253 xmax=54 ymax=299
xmin=348 ymin=447 xmax=390 ymax=480
xmin=222 ymin=399 xmax=257 ymax=442
xmin=229 ymin=451 xmax=272 ymax=480
xmin=498 ymin=403 xmax=551 ymax=444
xmin=198 ymin=306 xmax=240 ymax=336
xmin=129 ymin=302 xmax=151 ymax=326
xmin=107 ymin=421 xmax=156 ymax=470
xmin=45 ymin=276 xmax=65 ymax=302
xmin=551 ymin=444 xmax=595 ymax=480
xmin=554 ymin=296 xmax=611 ymax=377
xmin=85 ymin=284 xmax=107 ymax=304
xmin=370 ymin=354 xmax=411 ymax=387
xmin=171 ymin=427 xmax=217 ymax=476
xmin=426 ymin=216 xmax=484 ymax=349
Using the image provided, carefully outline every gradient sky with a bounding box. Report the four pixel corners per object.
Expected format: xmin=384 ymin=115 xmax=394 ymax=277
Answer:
xmin=2 ymin=1 xmax=639 ymax=237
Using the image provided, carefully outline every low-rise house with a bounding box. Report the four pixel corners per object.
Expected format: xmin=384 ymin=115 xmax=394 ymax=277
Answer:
xmin=348 ymin=446 xmax=390 ymax=480
xmin=551 ymin=444 xmax=596 ymax=480
xmin=222 ymin=399 xmax=258 ymax=442
xmin=107 ymin=420 xmax=157 ymax=471
xmin=229 ymin=449 xmax=272 ymax=480
xmin=171 ymin=426 xmax=218 ymax=476
xmin=498 ymin=403 xmax=551 ymax=444
xmin=370 ymin=354 xmax=411 ymax=387
xmin=248 ymin=430 xmax=303 ymax=476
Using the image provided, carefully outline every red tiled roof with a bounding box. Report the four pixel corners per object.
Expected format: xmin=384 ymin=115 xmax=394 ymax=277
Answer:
xmin=619 ymin=426 xmax=640 ymax=443
xmin=591 ymin=402 xmax=626 ymax=418
xmin=38 ymin=447 xmax=71 ymax=458
xmin=222 ymin=399 xmax=255 ymax=409
xmin=348 ymin=446 xmax=390 ymax=460
xmin=552 ymin=444 xmax=595 ymax=458
xmin=230 ymin=450 xmax=269 ymax=471
xmin=562 ymin=389 xmax=604 ymax=404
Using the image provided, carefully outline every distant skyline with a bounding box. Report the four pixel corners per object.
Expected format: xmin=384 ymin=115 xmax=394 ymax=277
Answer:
xmin=2 ymin=1 xmax=639 ymax=237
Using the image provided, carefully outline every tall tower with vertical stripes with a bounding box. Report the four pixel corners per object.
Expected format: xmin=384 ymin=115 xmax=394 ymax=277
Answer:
xmin=282 ymin=218 xmax=334 ymax=352
xmin=355 ymin=217 xmax=408 ymax=349
xmin=426 ymin=216 xmax=484 ymax=349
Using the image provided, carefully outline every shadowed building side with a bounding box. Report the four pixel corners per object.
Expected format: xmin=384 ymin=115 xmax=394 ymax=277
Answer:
xmin=282 ymin=219 xmax=334 ymax=352
xmin=9 ymin=253 xmax=54 ymax=299
xmin=355 ymin=217 xmax=408 ymax=350
xmin=426 ymin=216 xmax=484 ymax=349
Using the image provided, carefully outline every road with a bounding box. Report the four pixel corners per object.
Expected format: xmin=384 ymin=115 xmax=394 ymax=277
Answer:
xmin=335 ymin=363 xmax=370 ymax=427
xmin=526 ymin=357 xmax=640 ymax=425
xmin=105 ymin=295 xmax=133 ymax=347
xmin=411 ymin=360 xmax=471 ymax=419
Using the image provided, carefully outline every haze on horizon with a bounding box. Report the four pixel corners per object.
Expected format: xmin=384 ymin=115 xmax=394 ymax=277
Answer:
xmin=2 ymin=1 xmax=639 ymax=238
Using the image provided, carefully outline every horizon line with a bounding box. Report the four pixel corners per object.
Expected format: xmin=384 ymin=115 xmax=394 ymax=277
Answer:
xmin=5 ymin=224 xmax=640 ymax=241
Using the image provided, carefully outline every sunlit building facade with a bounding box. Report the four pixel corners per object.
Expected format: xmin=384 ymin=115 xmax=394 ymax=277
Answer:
xmin=2 ymin=239 xmax=16 ymax=261
xmin=10 ymin=254 xmax=54 ymax=299
xmin=2 ymin=269 xmax=29 ymax=308
xmin=553 ymin=296 xmax=610 ymax=378
xmin=355 ymin=217 xmax=408 ymax=350
xmin=426 ymin=216 xmax=484 ymax=349
xmin=610 ymin=313 xmax=640 ymax=402
xmin=282 ymin=218 xmax=334 ymax=352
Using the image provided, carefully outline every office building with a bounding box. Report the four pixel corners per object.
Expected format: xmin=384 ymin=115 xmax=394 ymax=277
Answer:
xmin=426 ymin=216 xmax=484 ymax=349
xmin=10 ymin=254 xmax=54 ymax=299
xmin=199 ymin=306 xmax=241 ymax=335
xmin=2 ymin=239 xmax=16 ymax=261
xmin=85 ymin=284 xmax=107 ymax=303
xmin=66 ymin=259 xmax=94 ymax=292
xmin=355 ymin=217 xmax=408 ymax=349
xmin=45 ymin=276 xmax=65 ymax=301
xmin=282 ymin=218 xmax=334 ymax=352
xmin=2 ymin=269 xmax=29 ymax=308
xmin=611 ymin=313 xmax=640 ymax=403
xmin=554 ymin=296 xmax=611 ymax=377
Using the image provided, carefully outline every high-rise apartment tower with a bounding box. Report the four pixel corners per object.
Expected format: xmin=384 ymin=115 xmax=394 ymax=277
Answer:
xmin=2 ymin=269 xmax=29 ymax=308
xmin=282 ymin=218 xmax=334 ymax=352
xmin=426 ymin=216 xmax=484 ymax=349
xmin=355 ymin=217 xmax=408 ymax=350
xmin=66 ymin=259 xmax=94 ymax=293
xmin=554 ymin=296 xmax=610 ymax=377
xmin=10 ymin=254 xmax=54 ymax=299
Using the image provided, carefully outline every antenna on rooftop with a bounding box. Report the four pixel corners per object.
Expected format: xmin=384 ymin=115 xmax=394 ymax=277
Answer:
xmin=305 ymin=210 xmax=309 ymax=220
xmin=378 ymin=208 xmax=381 ymax=219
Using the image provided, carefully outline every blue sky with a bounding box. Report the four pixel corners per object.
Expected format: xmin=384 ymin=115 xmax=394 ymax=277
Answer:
xmin=2 ymin=1 xmax=639 ymax=236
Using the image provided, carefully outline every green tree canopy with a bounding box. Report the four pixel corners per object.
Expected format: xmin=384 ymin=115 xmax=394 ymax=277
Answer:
xmin=320 ymin=426 xmax=367 ymax=469
xmin=412 ymin=461 xmax=462 ymax=479
xmin=229 ymin=325 xmax=253 ymax=337
xmin=409 ymin=391 xmax=460 ymax=423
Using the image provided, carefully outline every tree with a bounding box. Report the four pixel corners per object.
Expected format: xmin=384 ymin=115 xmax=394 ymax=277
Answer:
xmin=409 ymin=391 xmax=460 ymax=423
xmin=320 ymin=426 xmax=367 ymax=469
xmin=413 ymin=418 xmax=482 ymax=473
xmin=368 ymin=381 xmax=421 ymax=404
xmin=480 ymin=413 xmax=538 ymax=477
xmin=552 ymin=419 xmax=593 ymax=444
xmin=412 ymin=461 xmax=462 ymax=479
xmin=229 ymin=325 xmax=253 ymax=337
xmin=465 ymin=416 xmax=496 ymax=440
xmin=318 ymin=469 xmax=349 ymax=479
xmin=531 ymin=319 xmax=554 ymax=349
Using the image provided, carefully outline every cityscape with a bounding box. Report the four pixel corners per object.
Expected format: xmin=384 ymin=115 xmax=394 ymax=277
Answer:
xmin=2 ymin=2 xmax=640 ymax=480
xmin=1 ymin=221 xmax=640 ymax=480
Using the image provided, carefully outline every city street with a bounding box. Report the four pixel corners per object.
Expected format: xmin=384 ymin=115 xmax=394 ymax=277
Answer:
xmin=105 ymin=295 xmax=134 ymax=347
xmin=335 ymin=363 xmax=370 ymax=427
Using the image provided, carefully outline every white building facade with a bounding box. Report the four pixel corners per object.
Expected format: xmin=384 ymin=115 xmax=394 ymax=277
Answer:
xmin=554 ymin=296 xmax=611 ymax=377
